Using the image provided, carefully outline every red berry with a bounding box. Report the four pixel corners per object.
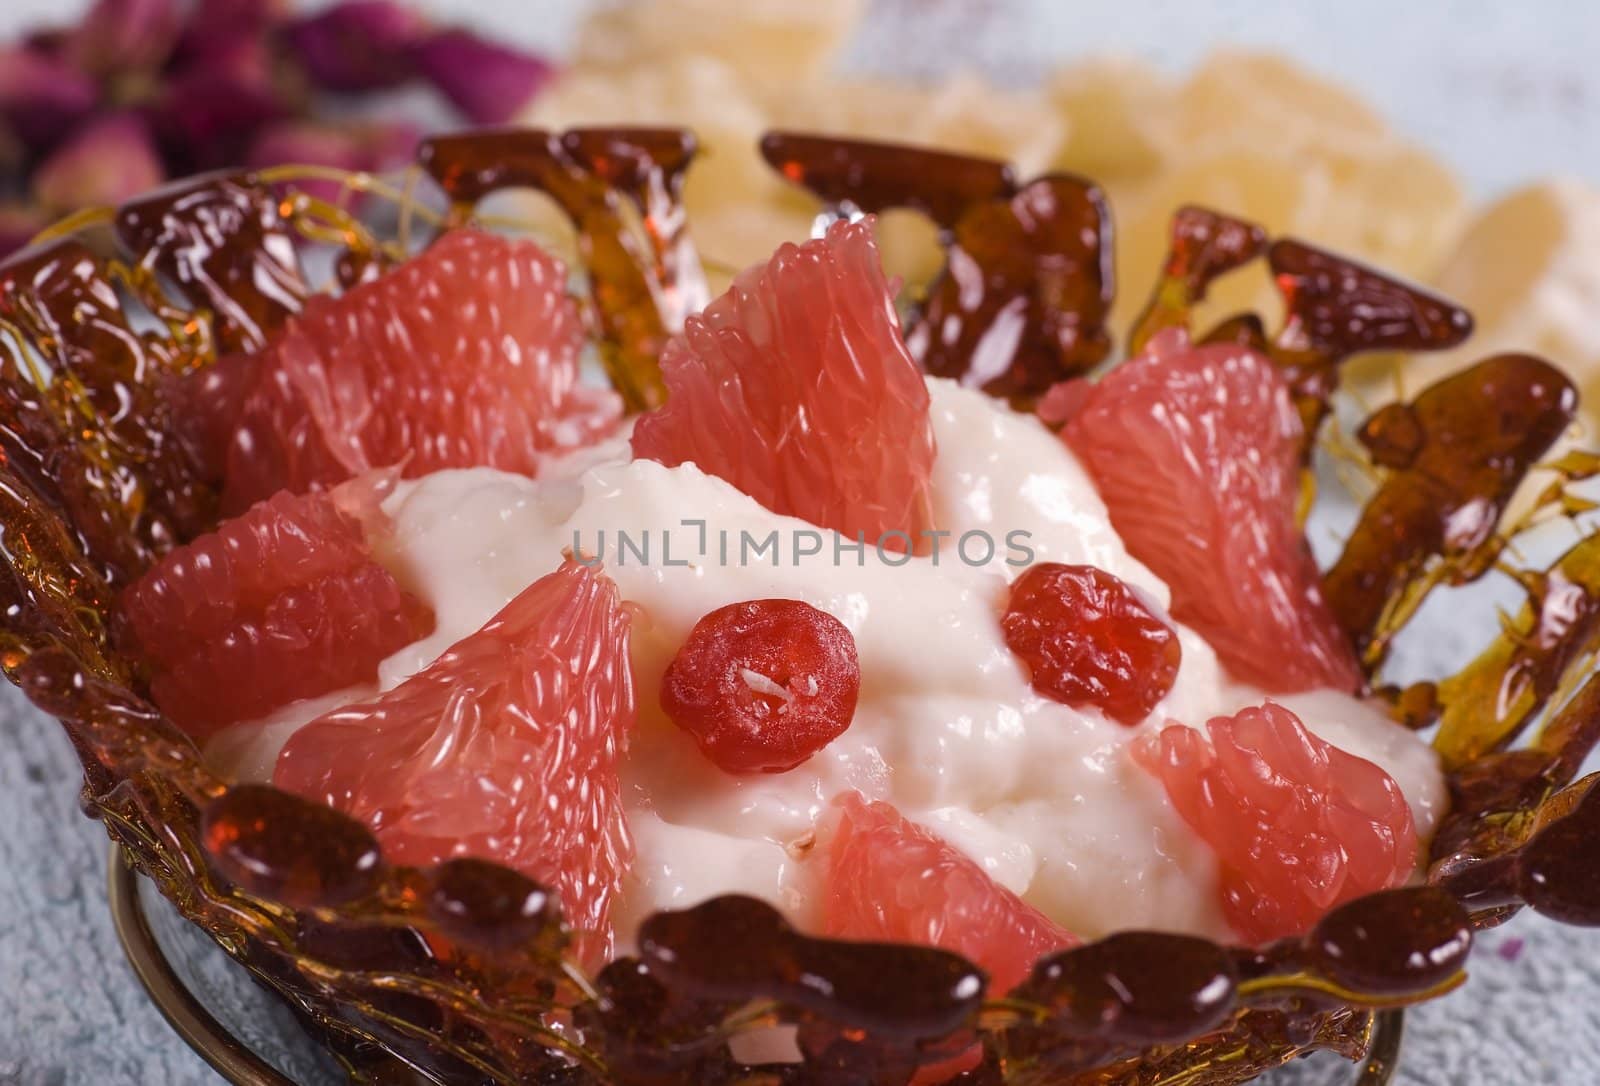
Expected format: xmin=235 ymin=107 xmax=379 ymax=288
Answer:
xmin=660 ymin=599 xmax=860 ymax=774
xmin=1132 ymin=702 xmax=1418 ymax=944
xmin=1001 ymin=563 xmax=1181 ymax=726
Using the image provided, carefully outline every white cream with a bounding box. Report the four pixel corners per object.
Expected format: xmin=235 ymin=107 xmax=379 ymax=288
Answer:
xmin=208 ymin=378 xmax=1446 ymax=944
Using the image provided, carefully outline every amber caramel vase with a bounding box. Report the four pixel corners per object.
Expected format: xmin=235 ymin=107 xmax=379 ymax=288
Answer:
xmin=4 ymin=128 xmax=1600 ymax=1086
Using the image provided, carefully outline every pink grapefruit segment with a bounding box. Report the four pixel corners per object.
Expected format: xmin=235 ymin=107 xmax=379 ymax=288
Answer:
xmin=1060 ymin=328 xmax=1361 ymax=694
xmin=203 ymin=227 xmax=621 ymax=512
xmin=1133 ymin=702 xmax=1418 ymax=944
xmin=273 ymin=558 xmax=636 ymax=964
xmin=120 ymin=475 xmax=433 ymax=738
xmin=822 ymin=792 xmax=1077 ymax=996
xmin=631 ymin=219 xmax=937 ymax=548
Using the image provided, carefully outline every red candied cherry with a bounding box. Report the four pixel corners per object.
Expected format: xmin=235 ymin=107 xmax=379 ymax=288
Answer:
xmin=661 ymin=599 xmax=861 ymax=774
xmin=1001 ymin=563 xmax=1181 ymax=725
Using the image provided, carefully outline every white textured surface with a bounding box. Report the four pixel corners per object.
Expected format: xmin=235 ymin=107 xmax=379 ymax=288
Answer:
xmin=3 ymin=1 xmax=1600 ymax=1084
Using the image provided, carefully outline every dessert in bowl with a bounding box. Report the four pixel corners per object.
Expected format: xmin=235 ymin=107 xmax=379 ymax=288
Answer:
xmin=2 ymin=123 xmax=1599 ymax=1086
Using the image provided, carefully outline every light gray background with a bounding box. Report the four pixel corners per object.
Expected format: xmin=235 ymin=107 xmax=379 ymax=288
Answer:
xmin=6 ymin=0 xmax=1593 ymax=197
xmin=3 ymin=2 xmax=1600 ymax=1084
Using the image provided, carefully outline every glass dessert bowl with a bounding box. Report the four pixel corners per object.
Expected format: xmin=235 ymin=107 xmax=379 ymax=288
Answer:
xmin=3 ymin=126 xmax=1599 ymax=1086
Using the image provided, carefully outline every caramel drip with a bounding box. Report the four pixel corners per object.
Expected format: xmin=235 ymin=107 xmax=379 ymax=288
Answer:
xmin=1012 ymin=932 xmax=1238 ymax=1046
xmin=639 ymin=895 xmax=983 ymax=1042
xmin=1269 ymin=239 xmax=1474 ymax=442
xmin=17 ymin=646 xmax=215 ymax=808
xmin=1129 ymin=205 xmax=1267 ymax=355
xmin=1200 ymin=311 xmax=1272 ymax=351
xmin=761 ymin=131 xmax=1114 ymax=405
xmin=0 ymin=476 xmax=116 ymax=678
xmin=1432 ymin=534 xmax=1600 ymax=770
xmin=334 ymin=245 xmax=394 ymax=289
xmin=1000 ymin=887 xmax=1467 ymax=1078
xmin=760 ymin=131 xmax=1017 ymax=228
xmin=610 ymin=889 xmax=1466 ymax=1084
xmin=576 ymin=959 xmax=742 ymax=1085
xmin=1129 ymin=211 xmax=1473 ymax=455
xmin=0 ymin=239 xmax=214 ymax=582
xmin=203 ymin=783 xmax=383 ymax=908
xmin=1325 ymin=353 xmax=1577 ymax=667
xmin=114 ymin=172 xmax=307 ymax=355
xmin=1433 ymin=763 xmax=1600 ymax=929
xmin=1432 ymin=675 xmax=1600 ymax=873
xmin=419 ymin=126 xmax=708 ymax=413
xmin=1515 ymin=770 xmax=1600 ymax=925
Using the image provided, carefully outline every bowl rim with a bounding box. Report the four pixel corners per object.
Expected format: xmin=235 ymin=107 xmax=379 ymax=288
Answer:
xmin=108 ymin=845 xmax=296 ymax=1086
xmin=110 ymin=843 xmax=1409 ymax=1086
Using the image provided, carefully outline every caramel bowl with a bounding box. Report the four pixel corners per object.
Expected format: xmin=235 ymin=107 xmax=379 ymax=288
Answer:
xmin=3 ymin=128 xmax=1599 ymax=1086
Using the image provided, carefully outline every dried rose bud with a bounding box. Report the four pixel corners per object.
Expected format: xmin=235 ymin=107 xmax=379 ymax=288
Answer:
xmin=0 ymin=203 xmax=48 ymax=259
xmin=245 ymin=119 xmax=413 ymax=204
xmin=167 ymin=0 xmax=288 ymax=89
xmin=0 ymin=46 xmax=99 ymax=154
xmin=156 ymin=66 xmax=288 ymax=171
xmin=358 ymin=118 xmax=421 ymax=169
xmin=188 ymin=0 xmax=290 ymax=38
xmin=169 ymin=23 xmax=277 ymax=88
xmin=248 ymin=119 xmax=367 ymax=173
xmin=68 ymin=0 xmax=182 ymax=77
xmin=21 ymin=28 xmax=71 ymax=53
xmin=409 ymin=29 xmax=553 ymax=125
xmin=32 ymin=112 xmax=164 ymax=212
xmin=285 ymin=1 xmax=426 ymax=93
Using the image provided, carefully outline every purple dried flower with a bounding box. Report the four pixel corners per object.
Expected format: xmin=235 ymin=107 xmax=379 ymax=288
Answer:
xmin=246 ymin=119 xmax=418 ymax=205
xmin=0 ymin=46 xmax=99 ymax=154
xmin=31 ymin=112 xmax=164 ymax=212
xmin=285 ymin=1 xmax=426 ymax=93
xmin=360 ymin=118 xmax=422 ymax=169
xmin=249 ymin=121 xmax=368 ymax=173
xmin=246 ymin=120 xmax=386 ymax=204
xmin=168 ymin=0 xmax=287 ymax=87
xmin=2 ymin=0 xmax=555 ymax=234
xmin=0 ymin=204 xmax=49 ymax=259
xmin=68 ymin=0 xmax=182 ymax=76
xmin=21 ymin=28 xmax=71 ymax=54
xmin=156 ymin=66 xmax=290 ymax=171
xmin=409 ymin=29 xmax=554 ymax=125
xmin=169 ymin=0 xmax=288 ymax=88
xmin=169 ymin=22 xmax=277 ymax=84
xmin=187 ymin=0 xmax=291 ymax=38
xmin=1496 ymin=936 xmax=1526 ymax=963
